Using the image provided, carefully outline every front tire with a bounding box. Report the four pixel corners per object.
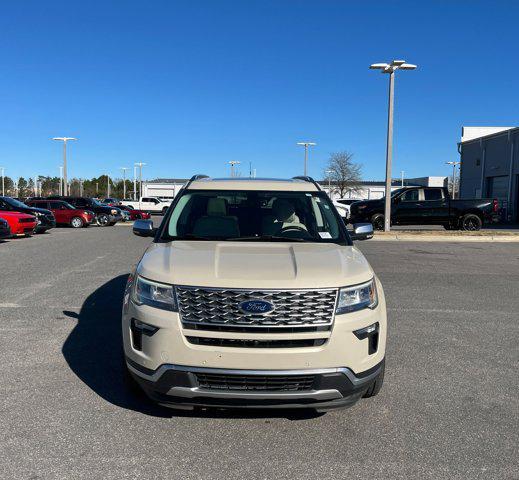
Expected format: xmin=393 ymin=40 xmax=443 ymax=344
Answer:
xmin=460 ymin=213 xmax=482 ymax=231
xmin=97 ymin=214 xmax=110 ymax=227
xmin=371 ymin=213 xmax=385 ymax=231
xmin=363 ymin=361 xmax=385 ymax=398
xmin=70 ymin=217 xmax=84 ymax=229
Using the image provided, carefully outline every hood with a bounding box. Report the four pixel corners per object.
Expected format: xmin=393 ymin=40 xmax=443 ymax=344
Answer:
xmin=354 ymin=199 xmax=383 ymax=207
xmin=0 ymin=211 xmax=35 ymax=220
xmin=137 ymin=241 xmax=374 ymax=289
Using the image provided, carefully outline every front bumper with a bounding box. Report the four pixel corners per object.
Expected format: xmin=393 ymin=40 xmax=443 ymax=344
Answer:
xmin=35 ymin=217 xmax=56 ymax=232
xmin=108 ymin=214 xmax=123 ymax=223
xmin=126 ymin=358 xmax=384 ymax=410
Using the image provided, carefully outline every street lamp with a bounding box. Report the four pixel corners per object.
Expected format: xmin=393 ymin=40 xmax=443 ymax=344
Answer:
xmin=0 ymin=167 xmax=4 ymax=196
xmin=135 ymin=162 xmax=146 ymax=199
xmin=107 ymin=174 xmax=111 ymax=198
xmin=297 ymin=142 xmax=316 ymax=176
xmin=120 ymin=167 xmax=129 ymax=200
xmin=370 ymin=60 xmax=416 ymax=231
xmin=446 ymin=161 xmax=461 ymax=199
xmin=52 ymin=137 xmax=77 ymax=196
xmin=59 ymin=166 xmax=63 ymax=195
xmin=228 ymin=161 xmax=240 ymax=177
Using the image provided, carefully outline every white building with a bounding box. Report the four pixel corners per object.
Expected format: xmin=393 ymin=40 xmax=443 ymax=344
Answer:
xmin=143 ymin=176 xmax=447 ymax=201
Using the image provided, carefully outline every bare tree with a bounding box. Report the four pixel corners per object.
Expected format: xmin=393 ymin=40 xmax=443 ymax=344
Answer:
xmin=324 ymin=151 xmax=362 ymax=198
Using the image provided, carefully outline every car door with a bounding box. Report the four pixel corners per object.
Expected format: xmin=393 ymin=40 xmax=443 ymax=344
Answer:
xmin=49 ymin=201 xmax=67 ymax=223
xmin=421 ymin=188 xmax=449 ymax=224
xmin=392 ymin=188 xmax=422 ymax=224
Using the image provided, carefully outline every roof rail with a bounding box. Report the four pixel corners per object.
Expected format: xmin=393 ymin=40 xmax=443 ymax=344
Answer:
xmin=292 ymin=176 xmax=322 ymax=191
xmin=185 ymin=174 xmax=209 ymax=189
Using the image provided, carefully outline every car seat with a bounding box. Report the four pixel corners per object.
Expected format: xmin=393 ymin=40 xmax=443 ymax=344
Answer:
xmin=192 ymin=198 xmax=240 ymax=238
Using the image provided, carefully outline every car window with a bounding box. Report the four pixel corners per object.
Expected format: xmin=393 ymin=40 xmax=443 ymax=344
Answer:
xmin=424 ymin=189 xmax=444 ymax=201
xmin=400 ymin=189 xmax=419 ymax=202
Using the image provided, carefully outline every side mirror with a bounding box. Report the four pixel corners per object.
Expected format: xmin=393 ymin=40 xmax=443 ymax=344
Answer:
xmin=350 ymin=223 xmax=374 ymax=241
xmin=133 ymin=219 xmax=156 ymax=237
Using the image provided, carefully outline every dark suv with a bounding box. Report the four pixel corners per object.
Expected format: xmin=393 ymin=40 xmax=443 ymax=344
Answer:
xmin=0 ymin=196 xmax=55 ymax=233
xmin=48 ymin=196 xmax=123 ymax=226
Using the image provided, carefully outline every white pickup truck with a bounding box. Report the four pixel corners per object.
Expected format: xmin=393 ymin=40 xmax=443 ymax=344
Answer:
xmin=120 ymin=197 xmax=172 ymax=214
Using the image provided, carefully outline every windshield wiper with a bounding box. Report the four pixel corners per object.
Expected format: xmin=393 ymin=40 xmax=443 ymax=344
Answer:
xmin=224 ymin=235 xmax=309 ymax=242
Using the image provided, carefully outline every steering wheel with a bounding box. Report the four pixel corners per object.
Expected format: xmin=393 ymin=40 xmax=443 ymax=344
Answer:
xmin=279 ymin=225 xmax=308 ymax=233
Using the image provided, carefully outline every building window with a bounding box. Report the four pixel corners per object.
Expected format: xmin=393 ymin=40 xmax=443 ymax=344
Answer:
xmin=476 ymin=158 xmax=481 ymax=166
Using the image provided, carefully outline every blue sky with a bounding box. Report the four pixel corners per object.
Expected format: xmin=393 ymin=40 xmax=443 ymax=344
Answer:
xmin=0 ymin=0 xmax=517 ymax=182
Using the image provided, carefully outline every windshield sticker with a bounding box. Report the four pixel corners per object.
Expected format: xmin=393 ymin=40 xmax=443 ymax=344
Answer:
xmin=319 ymin=232 xmax=332 ymax=239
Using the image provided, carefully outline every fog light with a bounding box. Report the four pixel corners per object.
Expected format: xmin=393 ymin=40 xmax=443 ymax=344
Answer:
xmin=130 ymin=318 xmax=159 ymax=351
xmin=353 ymin=322 xmax=379 ymax=355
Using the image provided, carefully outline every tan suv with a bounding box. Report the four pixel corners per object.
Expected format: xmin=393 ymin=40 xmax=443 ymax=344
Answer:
xmin=122 ymin=176 xmax=386 ymax=411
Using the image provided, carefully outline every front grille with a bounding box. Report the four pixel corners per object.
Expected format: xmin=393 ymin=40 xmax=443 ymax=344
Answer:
xmin=176 ymin=286 xmax=337 ymax=331
xmin=195 ymin=372 xmax=316 ymax=391
xmin=19 ymin=218 xmax=35 ymax=223
xmin=186 ymin=336 xmax=327 ymax=348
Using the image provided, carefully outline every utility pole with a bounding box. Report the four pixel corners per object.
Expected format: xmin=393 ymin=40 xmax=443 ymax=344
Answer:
xmin=135 ymin=162 xmax=146 ymax=199
xmin=133 ymin=166 xmax=137 ymax=200
xmin=52 ymin=137 xmax=77 ymax=196
xmin=79 ymin=179 xmax=84 ymax=196
xmin=0 ymin=167 xmax=4 ymax=196
xmin=370 ymin=60 xmax=417 ymax=231
xmin=446 ymin=161 xmax=461 ymax=198
xmin=120 ymin=167 xmax=129 ymax=200
xmin=297 ymin=142 xmax=316 ymax=176
xmin=229 ymin=161 xmax=240 ymax=177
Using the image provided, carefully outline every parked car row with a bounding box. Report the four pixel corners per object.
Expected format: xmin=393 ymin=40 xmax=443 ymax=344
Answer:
xmin=0 ymin=195 xmax=153 ymax=240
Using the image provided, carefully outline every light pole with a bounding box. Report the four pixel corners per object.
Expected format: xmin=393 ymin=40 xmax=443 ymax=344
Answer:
xmin=0 ymin=167 xmax=4 ymax=196
xmin=107 ymin=174 xmax=111 ymax=198
xmin=120 ymin=167 xmax=129 ymax=200
xmin=59 ymin=166 xmax=63 ymax=195
xmin=228 ymin=161 xmax=240 ymax=177
xmin=401 ymin=170 xmax=404 ymax=187
xmin=446 ymin=161 xmax=461 ymax=198
xmin=52 ymin=137 xmax=77 ymax=196
xmin=135 ymin=162 xmax=146 ymax=199
xmin=370 ymin=60 xmax=416 ymax=231
xmin=297 ymin=142 xmax=316 ymax=176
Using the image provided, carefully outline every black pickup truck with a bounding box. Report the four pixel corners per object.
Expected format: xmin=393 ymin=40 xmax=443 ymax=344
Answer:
xmin=348 ymin=187 xmax=499 ymax=231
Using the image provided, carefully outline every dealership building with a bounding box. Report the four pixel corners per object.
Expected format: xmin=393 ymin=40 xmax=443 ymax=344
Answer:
xmin=459 ymin=126 xmax=519 ymax=221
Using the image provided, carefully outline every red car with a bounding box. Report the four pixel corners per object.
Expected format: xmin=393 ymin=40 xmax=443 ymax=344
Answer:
xmin=117 ymin=205 xmax=151 ymax=221
xmin=0 ymin=211 xmax=37 ymax=236
xmin=26 ymin=199 xmax=95 ymax=228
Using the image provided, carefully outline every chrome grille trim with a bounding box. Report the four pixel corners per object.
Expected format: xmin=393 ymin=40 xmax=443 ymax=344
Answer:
xmin=176 ymin=286 xmax=338 ymax=330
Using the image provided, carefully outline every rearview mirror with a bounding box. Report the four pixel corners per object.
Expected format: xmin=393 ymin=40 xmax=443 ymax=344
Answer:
xmin=350 ymin=223 xmax=374 ymax=241
xmin=133 ymin=219 xmax=156 ymax=237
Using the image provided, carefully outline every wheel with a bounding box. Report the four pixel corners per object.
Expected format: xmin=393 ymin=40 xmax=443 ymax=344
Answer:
xmin=460 ymin=213 xmax=482 ymax=231
xmin=70 ymin=217 xmax=84 ymax=228
xmin=134 ymin=214 xmax=142 ymax=220
xmin=97 ymin=214 xmax=110 ymax=227
xmin=371 ymin=213 xmax=385 ymax=231
xmin=363 ymin=361 xmax=385 ymax=398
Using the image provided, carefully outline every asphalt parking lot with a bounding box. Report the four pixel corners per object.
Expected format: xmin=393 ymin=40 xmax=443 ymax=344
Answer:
xmin=1 ymin=223 xmax=518 ymax=479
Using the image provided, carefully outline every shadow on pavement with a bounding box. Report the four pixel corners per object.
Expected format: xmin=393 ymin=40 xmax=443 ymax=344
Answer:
xmin=62 ymin=274 xmax=323 ymax=421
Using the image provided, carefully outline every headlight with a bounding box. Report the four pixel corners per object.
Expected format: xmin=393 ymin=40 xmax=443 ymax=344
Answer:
xmin=336 ymin=279 xmax=377 ymax=314
xmin=131 ymin=275 xmax=177 ymax=311
xmin=111 ymin=209 xmax=118 ymax=215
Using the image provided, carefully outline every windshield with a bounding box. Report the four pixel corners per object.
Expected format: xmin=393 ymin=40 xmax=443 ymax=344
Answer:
xmin=162 ymin=190 xmax=349 ymax=243
xmin=5 ymin=197 xmax=28 ymax=208
xmin=390 ymin=188 xmax=408 ymax=198
xmin=90 ymin=198 xmax=103 ymax=206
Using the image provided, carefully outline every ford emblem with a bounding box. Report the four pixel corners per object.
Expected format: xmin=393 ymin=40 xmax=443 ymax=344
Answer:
xmin=239 ymin=299 xmax=275 ymax=315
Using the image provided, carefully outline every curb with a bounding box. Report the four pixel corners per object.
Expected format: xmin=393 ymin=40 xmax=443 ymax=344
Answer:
xmin=372 ymin=234 xmax=519 ymax=242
